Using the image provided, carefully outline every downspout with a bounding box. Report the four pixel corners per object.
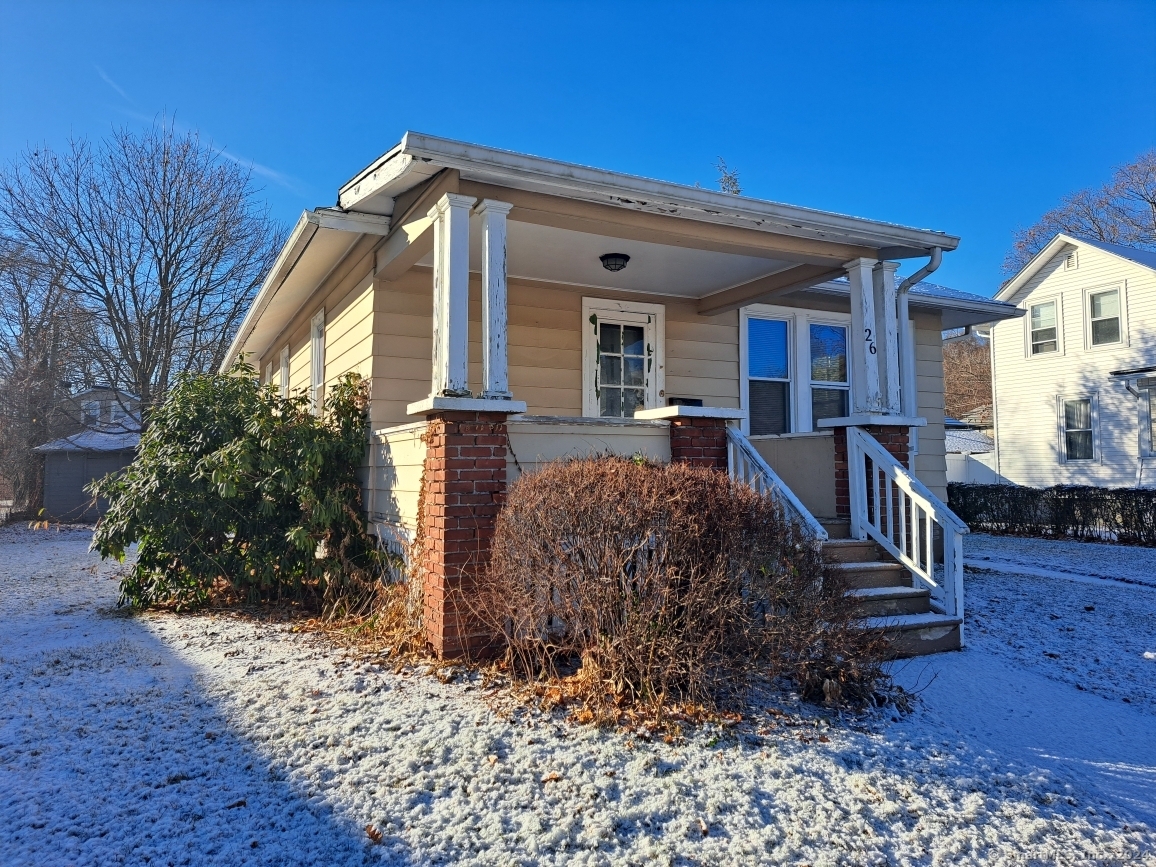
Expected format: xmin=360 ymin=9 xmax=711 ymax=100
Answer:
xmin=895 ymin=247 xmax=942 ymax=464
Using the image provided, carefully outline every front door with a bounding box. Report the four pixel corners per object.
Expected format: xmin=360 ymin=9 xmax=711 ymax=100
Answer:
xmin=582 ymin=298 xmax=665 ymax=418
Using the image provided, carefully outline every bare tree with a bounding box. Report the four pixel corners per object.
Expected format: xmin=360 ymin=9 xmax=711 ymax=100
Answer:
xmin=942 ymin=336 xmax=992 ymax=421
xmin=716 ymin=157 xmax=742 ymax=195
xmin=1005 ymin=150 xmax=1156 ymax=274
xmin=0 ymin=120 xmax=284 ymax=418
xmin=0 ymin=243 xmax=89 ymax=512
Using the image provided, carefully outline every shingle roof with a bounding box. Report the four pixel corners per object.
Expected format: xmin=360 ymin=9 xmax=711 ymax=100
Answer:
xmin=945 ymin=428 xmax=994 ymax=454
xmin=34 ymin=428 xmax=140 ymax=453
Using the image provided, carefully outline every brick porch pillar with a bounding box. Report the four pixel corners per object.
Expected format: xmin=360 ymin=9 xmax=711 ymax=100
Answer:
xmin=634 ymin=406 xmax=748 ymax=472
xmin=409 ymin=397 xmax=526 ymax=659
xmin=832 ymin=424 xmax=910 ymax=521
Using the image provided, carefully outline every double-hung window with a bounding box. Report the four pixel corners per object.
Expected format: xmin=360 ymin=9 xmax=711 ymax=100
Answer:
xmin=809 ymin=324 xmax=849 ymax=423
xmin=1029 ymin=300 xmax=1058 ymax=355
xmin=1062 ymin=397 xmax=1094 ymax=461
xmin=1089 ymin=289 xmax=1121 ymax=346
xmin=747 ymin=318 xmax=791 ymax=435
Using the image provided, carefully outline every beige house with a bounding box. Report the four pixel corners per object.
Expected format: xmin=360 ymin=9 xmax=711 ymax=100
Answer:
xmin=224 ymin=133 xmax=1018 ymax=656
xmin=990 ymin=234 xmax=1156 ymax=488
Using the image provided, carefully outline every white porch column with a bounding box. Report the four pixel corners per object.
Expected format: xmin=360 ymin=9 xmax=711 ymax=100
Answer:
xmin=477 ymin=199 xmax=513 ymax=399
xmin=845 ymin=257 xmax=882 ymax=414
xmin=873 ymin=260 xmax=902 ymax=414
xmin=427 ymin=192 xmax=477 ymax=397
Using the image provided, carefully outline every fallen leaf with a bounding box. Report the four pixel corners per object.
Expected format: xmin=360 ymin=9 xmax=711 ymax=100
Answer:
xmin=541 ymin=771 xmax=563 ymax=784
xmin=818 ymin=735 xmax=830 ymax=743
xmin=365 ymin=824 xmax=383 ymax=844
xmin=226 ymin=799 xmax=246 ymax=809
xmin=698 ymin=817 xmax=709 ymax=837
xmin=487 ymin=754 xmax=498 ymax=766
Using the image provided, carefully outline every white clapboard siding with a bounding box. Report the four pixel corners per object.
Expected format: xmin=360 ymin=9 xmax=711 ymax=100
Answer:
xmin=990 ymin=241 xmax=1156 ymax=487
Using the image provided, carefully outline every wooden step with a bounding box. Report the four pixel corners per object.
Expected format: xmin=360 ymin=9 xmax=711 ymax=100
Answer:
xmin=863 ymin=613 xmax=962 ymax=657
xmin=822 ymin=538 xmax=882 ymax=563
xmin=847 ymin=585 xmax=930 ymax=617
xmin=827 ymin=560 xmax=912 ymax=589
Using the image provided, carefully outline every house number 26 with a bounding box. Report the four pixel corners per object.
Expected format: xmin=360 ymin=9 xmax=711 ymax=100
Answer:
xmin=864 ymin=327 xmax=877 ymax=355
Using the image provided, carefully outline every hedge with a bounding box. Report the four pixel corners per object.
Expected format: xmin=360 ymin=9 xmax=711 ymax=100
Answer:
xmin=947 ymin=482 xmax=1156 ymax=546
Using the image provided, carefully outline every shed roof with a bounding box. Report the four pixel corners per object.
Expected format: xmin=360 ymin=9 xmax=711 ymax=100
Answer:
xmin=34 ymin=428 xmax=140 ymax=453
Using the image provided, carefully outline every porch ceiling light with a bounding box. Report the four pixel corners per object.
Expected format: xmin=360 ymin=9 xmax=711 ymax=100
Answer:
xmin=599 ymin=253 xmax=630 ymax=272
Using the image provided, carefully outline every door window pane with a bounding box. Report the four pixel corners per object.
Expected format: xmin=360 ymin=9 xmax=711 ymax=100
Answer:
xmin=809 ymin=324 xmax=847 ymax=382
xmin=1030 ymin=301 xmax=1058 ymax=354
xmin=1149 ymin=389 xmax=1156 ymax=451
xmin=750 ymin=381 xmax=789 ymax=435
xmin=748 ymin=319 xmax=789 ymax=379
xmin=811 ymin=387 xmax=848 ymax=424
xmin=1063 ymin=398 xmax=1093 ymax=461
xmin=1090 ymin=290 xmax=1121 ymax=345
xmin=597 ymin=321 xmax=648 ymax=417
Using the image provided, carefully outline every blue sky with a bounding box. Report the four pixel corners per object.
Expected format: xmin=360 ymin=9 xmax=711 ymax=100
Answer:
xmin=2 ymin=1 xmax=1153 ymax=297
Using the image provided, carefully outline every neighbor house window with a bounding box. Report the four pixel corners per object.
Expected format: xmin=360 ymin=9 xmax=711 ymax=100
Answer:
xmin=809 ymin=323 xmax=848 ymax=423
xmin=1089 ymin=289 xmax=1121 ymax=346
xmin=748 ymin=318 xmax=791 ymax=435
xmin=1063 ymin=397 xmax=1094 ymax=461
xmin=82 ymin=400 xmax=100 ymax=425
xmin=1029 ymin=300 xmax=1058 ymax=355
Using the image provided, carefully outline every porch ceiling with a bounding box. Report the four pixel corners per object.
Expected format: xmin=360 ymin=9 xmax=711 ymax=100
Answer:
xmin=414 ymin=218 xmax=798 ymax=299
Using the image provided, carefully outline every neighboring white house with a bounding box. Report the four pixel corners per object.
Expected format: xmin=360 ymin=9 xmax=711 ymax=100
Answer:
xmin=989 ymin=234 xmax=1156 ymax=488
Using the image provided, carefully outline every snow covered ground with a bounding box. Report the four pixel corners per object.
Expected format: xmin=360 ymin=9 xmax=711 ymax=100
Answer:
xmin=2 ymin=525 xmax=1155 ymax=866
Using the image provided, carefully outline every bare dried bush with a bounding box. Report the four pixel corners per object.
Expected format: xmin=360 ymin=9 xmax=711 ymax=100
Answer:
xmin=480 ymin=455 xmax=887 ymax=717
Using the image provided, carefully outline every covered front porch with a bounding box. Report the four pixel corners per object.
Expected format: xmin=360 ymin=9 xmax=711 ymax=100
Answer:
xmin=342 ymin=136 xmax=1001 ymax=657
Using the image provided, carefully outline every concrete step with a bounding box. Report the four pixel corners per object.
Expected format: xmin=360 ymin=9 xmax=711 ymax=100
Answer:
xmin=827 ymin=560 xmax=912 ymax=589
xmin=820 ymin=520 xmax=851 ymax=539
xmin=847 ymin=585 xmax=930 ymax=617
xmin=863 ymin=613 xmax=962 ymax=657
xmin=822 ymin=538 xmax=882 ymax=563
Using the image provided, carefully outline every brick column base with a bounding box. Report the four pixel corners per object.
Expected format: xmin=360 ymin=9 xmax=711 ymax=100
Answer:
xmin=833 ymin=425 xmax=910 ymax=521
xmin=418 ymin=410 xmax=510 ymax=659
xmin=669 ymin=417 xmax=728 ymax=470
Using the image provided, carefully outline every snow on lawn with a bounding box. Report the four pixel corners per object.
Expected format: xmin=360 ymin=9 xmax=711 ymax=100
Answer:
xmin=2 ymin=526 xmax=1155 ymax=866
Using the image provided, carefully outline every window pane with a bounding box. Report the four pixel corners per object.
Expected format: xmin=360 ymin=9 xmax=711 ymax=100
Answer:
xmin=601 ymin=355 xmax=622 ymax=385
xmin=624 ymin=356 xmax=644 ymax=386
xmin=1066 ymin=431 xmax=1093 ymax=461
xmin=750 ymin=380 xmax=789 ymax=435
xmin=1092 ymin=317 xmax=1120 ymax=345
xmin=1064 ymin=398 xmax=1091 ymax=431
xmin=599 ymin=323 xmax=621 ymax=354
xmin=600 ymin=387 xmax=621 ymax=417
xmin=811 ymin=387 xmax=847 ymax=423
xmin=810 ymin=324 xmax=847 ymax=383
xmin=1030 ymin=301 xmax=1056 ymax=330
xmin=748 ymin=319 xmax=789 ymax=380
xmin=622 ymin=389 xmax=645 ymax=416
xmin=1091 ymin=290 xmax=1119 ymax=320
xmin=1031 ymin=337 xmax=1058 ymax=355
xmin=622 ymin=325 xmax=645 ymax=356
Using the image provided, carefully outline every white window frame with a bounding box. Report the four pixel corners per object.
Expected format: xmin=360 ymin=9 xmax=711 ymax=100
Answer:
xmin=264 ymin=361 xmax=273 ymax=386
xmin=581 ymin=297 xmax=665 ymax=418
xmin=1057 ymin=393 xmax=1099 ymax=464
xmin=1140 ymin=380 xmax=1156 ymax=459
xmin=1024 ymin=294 xmax=1063 ymax=358
xmin=1082 ymin=282 xmax=1127 ymax=350
xmin=310 ymin=309 xmax=325 ymax=414
xmin=740 ymin=304 xmax=852 ymax=436
xmin=279 ymin=345 xmax=290 ymax=398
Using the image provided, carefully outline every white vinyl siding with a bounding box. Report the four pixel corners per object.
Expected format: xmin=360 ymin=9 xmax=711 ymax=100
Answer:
xmin=991 ymin=241 xmax=1156 ymax=487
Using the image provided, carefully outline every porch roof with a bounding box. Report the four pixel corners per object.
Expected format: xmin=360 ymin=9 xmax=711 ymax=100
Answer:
xmin=339 ymin=133 xmax=959 ymax=260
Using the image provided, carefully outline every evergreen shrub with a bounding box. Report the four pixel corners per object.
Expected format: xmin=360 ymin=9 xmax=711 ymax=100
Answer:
xmin=91 ymin=363 xmax=387 ymax=611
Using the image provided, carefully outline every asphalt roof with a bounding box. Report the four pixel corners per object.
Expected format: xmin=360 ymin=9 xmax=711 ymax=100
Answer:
xmin=34 ymin=428 xmax=141 ymax=453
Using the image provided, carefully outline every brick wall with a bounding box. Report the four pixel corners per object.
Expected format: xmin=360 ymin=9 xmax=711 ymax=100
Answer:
xmin=833 ymin=425 xmax=910 ymax=521
xmin=668 ymin=417 xmax=728 ymax=470
xmin=417 ymin=410 xmax=510 ymax=659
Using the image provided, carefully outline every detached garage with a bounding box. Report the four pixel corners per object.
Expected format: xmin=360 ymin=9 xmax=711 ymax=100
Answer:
xmin=33 ymin=430 xmax=139 ymax=522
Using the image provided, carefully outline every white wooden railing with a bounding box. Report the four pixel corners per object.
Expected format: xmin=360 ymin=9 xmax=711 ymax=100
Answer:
xmin=726 ymin=426 xmax=828 ymax=541
xmin=846 ymin=425 xmax=969 ymax=622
